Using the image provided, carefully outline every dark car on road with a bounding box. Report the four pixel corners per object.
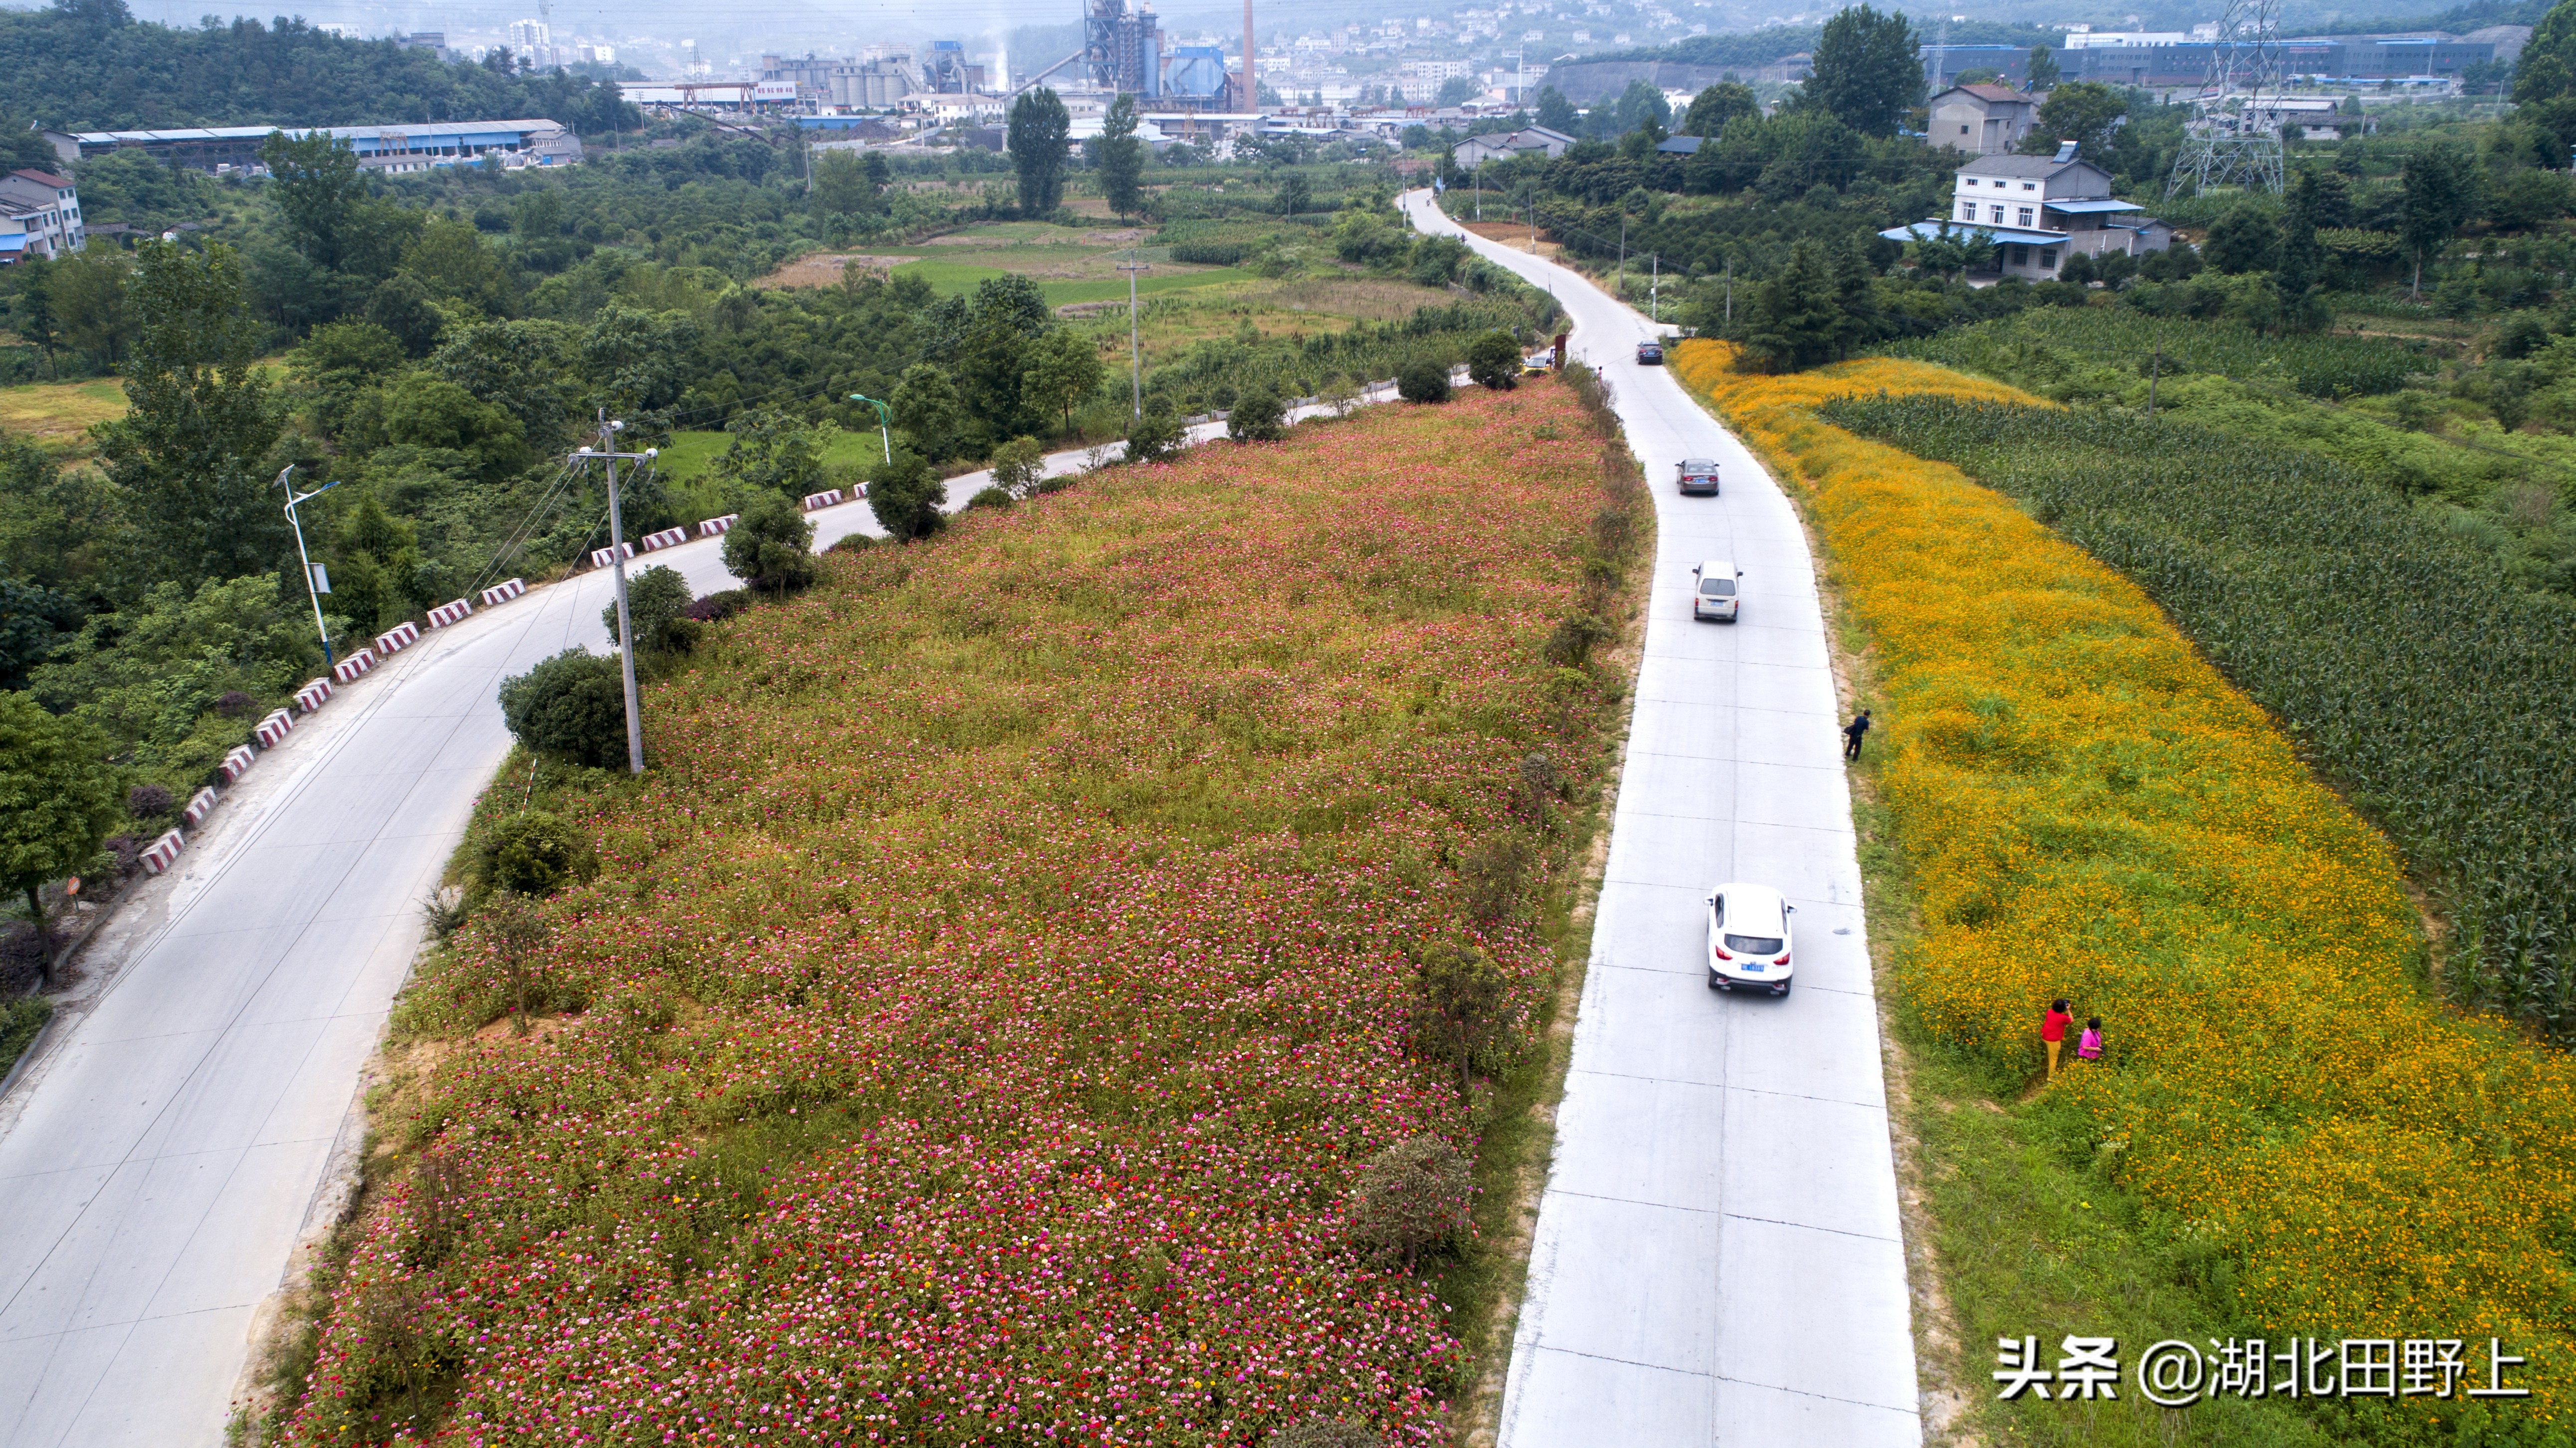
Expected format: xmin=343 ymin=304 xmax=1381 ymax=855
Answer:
xmin=1636 ymin=340 xmax=1664 ymax=364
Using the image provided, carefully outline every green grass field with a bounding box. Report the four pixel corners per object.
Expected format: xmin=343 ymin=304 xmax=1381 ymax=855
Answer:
xmin=890 ymin=257 xmax=1253 ymax=305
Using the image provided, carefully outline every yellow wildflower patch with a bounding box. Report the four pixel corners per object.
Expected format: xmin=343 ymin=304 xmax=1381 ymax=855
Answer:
xmin=1673 ymin=337 xmax=2576 ymax=1413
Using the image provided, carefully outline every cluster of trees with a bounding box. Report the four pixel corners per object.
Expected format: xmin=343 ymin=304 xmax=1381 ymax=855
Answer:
xmin=0 ymin=0 xmax=634 ymax=131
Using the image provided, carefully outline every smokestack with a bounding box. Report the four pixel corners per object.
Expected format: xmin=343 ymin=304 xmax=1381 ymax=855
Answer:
xmin=1242 ymin=0 xmax=1256 ymax=110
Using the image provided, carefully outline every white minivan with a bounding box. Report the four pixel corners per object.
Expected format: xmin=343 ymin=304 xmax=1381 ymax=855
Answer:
xmin=1691 ymin=560 xmax=1742 ymax=622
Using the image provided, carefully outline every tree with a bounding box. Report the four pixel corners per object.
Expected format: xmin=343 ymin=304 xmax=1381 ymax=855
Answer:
xmin=474 ymin=890 xmax=552 ymax=1031
xmin=2514 ymin=0 xmax=2576 ymax=107
xmin=1436 ymin=75 xmax=1481 ymax=108
xmin=1007 ymin=86 xmax=1072 ymax=217
xmin=48 ymin=247 xmax=133 ymax=367
xmin=723 ymin=490 xmax=821 ymax=590
xmin=861 ymin=451 xmax=947 ymax=542
xmin=2026 ymin=45 xmax=2062 ymax=89
xmin=1396 ymin=359 xmax=1451 ymax=403
xmin=497 ymin=650 xmax=629 ymax=768
xmin=1277 ymin=173 xmax=1312 ymax=218
xmin=1020 ymin=328 xmax=1104 ymax=436
xmin=94 ymin=241 xmax=286 ymax=590
xmin=0 ymin=694 xmax=124 ymax=986
xmin=599 ymin=563 xmax=696 ymax=655
xmin=1904 ymin=219 xmax=1996 ymax=279
xmin=1740 ymin=238 xmax=1844 ymax=371
xmin=1226 ymin=384 xmax=1286 ymax=442
xmin=2400 ymin=145 xmax=2477 ymax=298
xmin=1682 ymin=82 xmax=1758 ymax=137
xmin=1346 ymin=1135 xmax=1472 ymax=1268
xmin=1123 ymin=408 xmax=1185 ymax=465
xmin=1613 ymin=79 xmax=1672 ymax=135
xmin=988 ymin=436 xmax=1046 ymax=499
xmin=810 ymin=150 xmax=876 ymax=225
xmin=1098 ymin=92 xmax=1145 ymax=221
xmin=2203 ymin=203 xmax=2281 ymax=274
xmin=258 ymin=130 xmax=369 ymax=270
xmin=2020 ymin=81 xmax=2124 ymax=158
xmin=707 ymin=410 xmax=829 ymax=500
xmin=477 ymin=810 xmax=592 ymax=899
xmin=891 ymin=362 xmax=968 ymax=462
xmin=12 ymin=257 xmax=59 ymax=377
xmin=1804 ymin=3 xmax=1922 ymax=137
xmin=1467 ymin=329 xmax=1521 ymax=390
xmin=1535 ymin=86 xmax=1579 ymax=134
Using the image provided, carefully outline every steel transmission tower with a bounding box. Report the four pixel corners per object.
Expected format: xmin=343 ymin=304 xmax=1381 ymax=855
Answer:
xmin=2166 ymin=0 xmax=2287 ymax=198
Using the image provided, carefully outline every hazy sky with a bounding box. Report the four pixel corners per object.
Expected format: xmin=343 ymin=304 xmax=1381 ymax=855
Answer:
xmin=100 ymin=0 xmax=1265 ymax=41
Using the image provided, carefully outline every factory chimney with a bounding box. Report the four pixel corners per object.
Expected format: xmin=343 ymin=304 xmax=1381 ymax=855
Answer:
xmin=1241 ymin=0 xmax=1257 ymax=110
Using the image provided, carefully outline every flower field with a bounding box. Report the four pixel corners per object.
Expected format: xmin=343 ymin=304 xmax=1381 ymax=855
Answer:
xmin=279 ymin=380 xmax=1634 ymax=1446
xmin=1672 ymin=339 xmax=2576 ymax=1422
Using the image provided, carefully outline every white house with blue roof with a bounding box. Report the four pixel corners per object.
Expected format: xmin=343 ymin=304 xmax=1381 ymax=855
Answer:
xmin=1881 ymin=143 xmax=2171 ymax=281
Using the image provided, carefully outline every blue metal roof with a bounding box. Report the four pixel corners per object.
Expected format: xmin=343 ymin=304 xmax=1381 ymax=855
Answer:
xmin=2047 ymin=198 xmax=2146 ymax=213
xmin=1881 ymin=221 xmax=2068 ymax=246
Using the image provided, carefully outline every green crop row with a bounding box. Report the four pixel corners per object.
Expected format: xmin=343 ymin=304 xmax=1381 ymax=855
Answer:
xmin=1823 ymin=395 xmax=2576 ymax=1038
xmin=1875 ymin=306 xmax=2436 ymax=399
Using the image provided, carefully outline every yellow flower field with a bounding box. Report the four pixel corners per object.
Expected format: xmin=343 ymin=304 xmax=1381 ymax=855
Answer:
xmin=1673 ymin=339 xmax=2576 ymax=1416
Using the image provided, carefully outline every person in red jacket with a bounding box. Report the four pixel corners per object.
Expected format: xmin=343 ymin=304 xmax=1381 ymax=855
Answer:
xmin=2042 ymin=999 xmax=2073 ymax=1078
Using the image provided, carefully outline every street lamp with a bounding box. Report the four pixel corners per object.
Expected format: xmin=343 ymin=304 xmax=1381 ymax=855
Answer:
xmin=847 ymin=393 xmax=892 ymax=464
xmin=279 ymin=466 xmax=341 ymax=666
xmin=569 ymin=414 xmax=659 ymax=775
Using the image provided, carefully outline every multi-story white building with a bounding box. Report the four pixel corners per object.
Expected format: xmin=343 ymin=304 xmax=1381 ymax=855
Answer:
xmin=0 ymin=169 xmax=82 ymax=262
xmin=1881 ymin=143 xmax=2172 ymax=281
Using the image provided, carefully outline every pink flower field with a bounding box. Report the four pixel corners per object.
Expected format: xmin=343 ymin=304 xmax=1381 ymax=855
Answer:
xmin=283 ymin=380 xmax=1634 ymax=1446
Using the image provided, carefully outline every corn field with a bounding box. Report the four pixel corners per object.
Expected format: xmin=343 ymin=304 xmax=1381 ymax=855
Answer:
xmin=1875 ymin=307 xmax=2436 ymax=399
xmin=1825 ymin=395 xmax=2576 ymax=1039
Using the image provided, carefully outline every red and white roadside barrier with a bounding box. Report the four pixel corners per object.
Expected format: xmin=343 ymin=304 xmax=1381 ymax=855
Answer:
xmin=375 ymin=621 xmax=420 ymax=656
xmin=255 ymin=709 xmax=295 ymax=748
xmin=141 ymin=829 xmax=185 ymax=875
xmin=294 ymin=678 xmax=332 ymax=713
xmin=698 ymin=514 xmax=739 ymax=537
xmin=591 ymin=542 xmax=636 ymax=568
xmin=639 ymin=526 xmax=688 ymax=552
xmin=332 ymin=649 xmax=377 ymax=685
xmin=801 ymin=488 xmax=844 ymax=511
xmin=183 ymin=787 xmax=216 ymax=828
xmin=220 ymin=745 xmax=255 ymax=783
xmin=480 ymin=578 xmax=526 ymax=607
xmin=428 ymin=597 xmax=473 ymax=629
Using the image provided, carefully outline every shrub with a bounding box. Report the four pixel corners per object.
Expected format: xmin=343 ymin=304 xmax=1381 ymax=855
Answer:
xmin=127 ymin=784 xmax=174 ymax=821
xmin=476 ymin=809 xmax=595 ymax=899
xmin=1540 ymin=613 xmax=1611 ymax=667
xmin=863 ymin=450 xmax=948 ymax=543
xmin=1123 ymin=408 xmax=1187 ymax=465
xmin=214 ymin=690 xmax=255 ymax=719
xmin=1226 ymin=384 xmax=1287 ymax=443
xmin=1265 ymin=1420 xmax=1376 ymax=1448
xmin=686 ymin=589 xmax=750 ymax=623
xmin=989 ymin=435 xmax=1046 ymax=499
xmin=496 ymin=650 xmax=629 ymax=768
xmin=1346 ymin=1135 xmax=1472 ymax=1269
xmin=1466 ymin=329 xmax=1520 ymax=390
xmin=1395 ymin=359 xmax=1451 ymax=404
xmin=967 ymin=485 xmax=1014 ymax=510
xmin=1168 ymin=241 xmax=1248 ymax=265
xmin=1410 ymin=941 xmax=1513 ymax=1090
xmin=600 ymin=564 xmax=698 ymax=655
xmin=722 ymin=491 xmax=820 ymax=592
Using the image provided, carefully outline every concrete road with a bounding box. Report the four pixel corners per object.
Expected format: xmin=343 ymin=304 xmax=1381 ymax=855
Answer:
xmin=0 ymin=427 xmax=1272 ymax=1447
xmin=1403 ymin=192 xmax=1921 ymax=1445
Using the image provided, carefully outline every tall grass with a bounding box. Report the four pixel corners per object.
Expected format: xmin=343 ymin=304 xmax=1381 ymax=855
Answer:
xmin=1875 ymin=306 xmax=2435 ymax=399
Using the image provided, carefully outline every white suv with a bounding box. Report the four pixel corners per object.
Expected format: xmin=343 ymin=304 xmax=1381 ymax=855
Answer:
xmin=1707 ymin=883 xmax=1795 ymax=995
xmin=1692 ymin=560 xmax=1741 ymax=622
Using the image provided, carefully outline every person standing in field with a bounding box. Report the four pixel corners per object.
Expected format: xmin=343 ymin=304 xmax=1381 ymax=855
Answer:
xmin=1843 ymin=709 xmax=1872 ymax=760
xmin=2077 ymin=1017 xmax=2104 ymax=1064
xmin=2042 ymin=999 xmax=2073 ymax=1078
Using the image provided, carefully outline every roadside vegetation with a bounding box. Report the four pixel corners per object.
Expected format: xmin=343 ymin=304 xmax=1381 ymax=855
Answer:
xmin=256 ymin=378 xmax=1648 ymax=1445
xmin=1674 ymin=338 xmax=2576 ymax=1442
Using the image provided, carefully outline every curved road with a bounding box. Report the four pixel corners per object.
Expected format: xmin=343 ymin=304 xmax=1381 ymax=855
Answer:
xmin=1403 ymin=192 xmax=1920 ymax=1445
xmin=0 ymin=432 xmax=1263 ymax=1446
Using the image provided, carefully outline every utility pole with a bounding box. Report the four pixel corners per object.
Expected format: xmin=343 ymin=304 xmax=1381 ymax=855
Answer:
xmin=1650 ymin=251 xmax=1659 ymax=323
xmin=1120 ymin=247 xmax=1150 ymax=418
xmin=2147 ymin=339 xmax=2161 ymax=417
xmin=571 ymin=413 xmax=659 ymax=775
xmin=1617 ymin=216 xmax=1627 ymax=299
xmin=847 ymin=392 xmax=892 ymax=463
xmin=1724 ymin=257 xmax=1733 ymax=325
xmin=279 ymin=466 xmax=341 ymax=667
